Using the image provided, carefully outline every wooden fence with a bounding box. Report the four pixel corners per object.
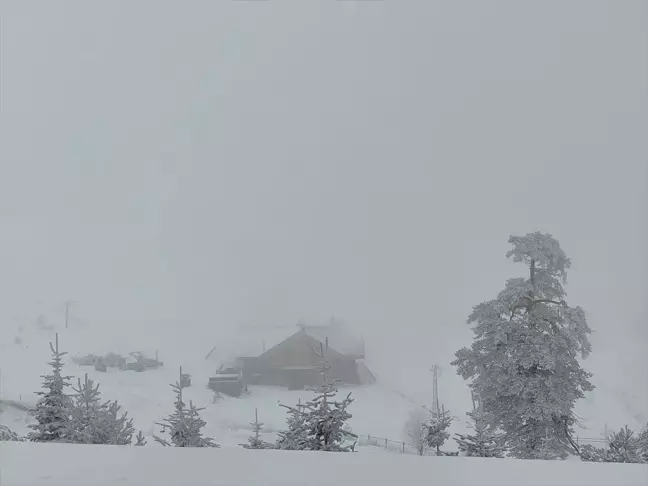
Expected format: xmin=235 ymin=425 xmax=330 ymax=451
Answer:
xmin=355 ymin=433 xmax=608 ymax=456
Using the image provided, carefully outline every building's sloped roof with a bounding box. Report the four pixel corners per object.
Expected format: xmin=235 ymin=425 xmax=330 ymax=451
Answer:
xmin=300 ymin=323 xmax=365 ymax=358
xmin=226 ymin=320 xmax=364 ymax=360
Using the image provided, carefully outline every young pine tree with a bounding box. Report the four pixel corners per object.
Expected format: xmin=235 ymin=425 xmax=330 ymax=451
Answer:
xmin=241 ymin=408 xmax=273 ymax=449
xmin=276 ymin=399 xmax=309 ymax=450
xmin=303 ymin=344 xmax=355 ymax=451
xmin=424 ymin=406 xmax=452 ymax=455
xmin=638 ymin=425 xmax=648 ymax=463
xmin=68 ymin=374 xmax=135 ymax=445
xmin=607 ymin=426 xmax=642 ymax=463
xmin=454 ymin=398 xmax=505 ymax=458
xmin=154 ymin=367 xmax=218 ymax=448
xmin=134 ymin=430 xmax=147 ymax=446
xmin=452 ymin=233 xmax=594 ymax=459
xmin=0 ymin=425 xmax=24 ymax=442
xmin=28 ymin=334 xmax=74 ymax=442
xmin=581 ymin=426 xmax=644 ymax=463
xmin=276 ymin=344 xmax=356 ymax=452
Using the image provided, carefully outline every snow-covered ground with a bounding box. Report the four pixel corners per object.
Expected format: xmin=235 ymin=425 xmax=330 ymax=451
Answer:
xmin=2 ymin=441 xmax=647 ymax=486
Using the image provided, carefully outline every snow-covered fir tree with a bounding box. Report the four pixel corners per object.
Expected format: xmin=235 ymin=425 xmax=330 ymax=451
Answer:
xmin=0 ymin=425 xmax=24 ymax=441
xmin=424 ymin=405 xmax=452 ymax=455
xmin=28 ymin=334 xmax=74 ymax=442
xmin=580 ymin=426 xmax=644 ymax=463
xmin=638 ymin=425 xmax=648 ymax=463
xmin=134 ymin=430 xmax=147 ymax=446
xmin=154 ymin=368 xmax=218 ymax=448
xmin=276 ymin=344 xmax=356 ymax=452
xmin=240 ymin=408 xmax=273 ymax=449
xmin=452 ymin=233 xmax=594 ymax=459
xmin=605 ymin=426 xmax=642 ymax=463
xmin=454 ymin=397 xmax=505 ymax=458
xmin=68 ymin=374 xmax=135 ymax=445
xmin=276 ymin=399 xmax=309 ymax=450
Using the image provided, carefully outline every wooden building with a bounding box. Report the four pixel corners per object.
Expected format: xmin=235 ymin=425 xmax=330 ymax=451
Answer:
xmin=222 ymin=320 xmax=376 ymax=390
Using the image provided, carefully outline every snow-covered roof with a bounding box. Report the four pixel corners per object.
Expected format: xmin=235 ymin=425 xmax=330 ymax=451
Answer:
xmin=222 ymin=320 xmax=365 ymax=361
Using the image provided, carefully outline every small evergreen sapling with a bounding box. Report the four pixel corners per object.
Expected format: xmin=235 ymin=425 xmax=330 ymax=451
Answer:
xmin=276 ymin=343 xmax=356 ymax=452
xmin=135 ymin=430 xmax=147 ymax=446
xmin=638 ymin=424 xmax=648 ymax=463
xmin=240 ymin=408 xmax=273 ymax=449
xmin=454 ymin=398 xmax=504 ymax=458
xmin=424 ymin=405 xmax=452 ymax=455
xmin=276 ymin=399 xmax=309 ymax=450
xmin=607 ymin=426 xmax=642 ymax=463
xmin=68 ymin=374 xmax=135 ymax=445
xmin=28 ymin=334 xmax=74 ymax=442
xmin=0 ymin=425 xmax=24 ymax=442
xmin=580 ymin=425 xmax=645 ymax=463
xmin=154 ymin=366 xmax=219 ymax=448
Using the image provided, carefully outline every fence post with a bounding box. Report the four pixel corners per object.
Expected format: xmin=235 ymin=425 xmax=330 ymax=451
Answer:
xmin=385 ymin=437 xmax=388 ymax=448
xmin=402 ymin=442 xmax=405 ymax=453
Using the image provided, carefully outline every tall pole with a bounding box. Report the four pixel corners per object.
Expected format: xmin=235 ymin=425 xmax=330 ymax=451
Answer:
xmin=64 ymin=301 xmax=75 ymax=329
xmin=431 ymin=364 xmax=440 ymax=416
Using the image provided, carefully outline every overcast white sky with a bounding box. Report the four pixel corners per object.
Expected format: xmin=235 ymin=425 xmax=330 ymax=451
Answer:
xmin=1 ymin=1 xmax=646 ymax=381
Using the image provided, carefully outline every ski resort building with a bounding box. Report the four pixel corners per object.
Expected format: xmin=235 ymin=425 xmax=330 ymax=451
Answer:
xmin=217 ymin=320 xmax=376 ymax=390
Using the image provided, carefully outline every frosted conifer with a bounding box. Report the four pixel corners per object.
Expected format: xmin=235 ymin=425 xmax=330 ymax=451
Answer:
xmin=454 ymin=398 xmax=504 ymax=458
xmin=0 ymin=425 xmax=23 ymax=441
xmin=154 ymin=367 xmax=218 ymax=448
xmin=424 ymin=405 xmax=452 ymax=455
xmin=68 ymin=374 xmax=135 ymax=445
xmin=303 ymin=344 xmax=355 ymax=451
xmin=581 ymin=426 xmax=644 ymax=463
xmin=28 ymin=334 xmax=73 ymax=442
xmin=241 ymin=408 xmax=273 ymax=449
xmin=637 ymin=425 xmax=648 ymax=463
xmin=607 ymin=426 xmax=642 ymax=463
xmin=135 ymin=430 xmax=147 ymax=446
xmin=276 ymin=399 xmax=309 ymax=450
xmin=276 ymin=343 xmax=356 ymax=452
xmin=452 ymin=233 xmax=594 ymax=459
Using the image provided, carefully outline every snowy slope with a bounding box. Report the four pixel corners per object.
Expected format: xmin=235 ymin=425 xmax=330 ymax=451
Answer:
xmin=2 ymin=441 xmax=647 ymax=486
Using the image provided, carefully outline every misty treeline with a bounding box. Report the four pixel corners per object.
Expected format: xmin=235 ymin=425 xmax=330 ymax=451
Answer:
xmin=401 ymin=232 xmax=647 ymax=462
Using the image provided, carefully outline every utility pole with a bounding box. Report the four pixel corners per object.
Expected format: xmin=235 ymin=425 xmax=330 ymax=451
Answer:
xmin=430 ymin=364 xmax=440 ymax=417
xmin=64 ymin=300 xmax=76 ymax=329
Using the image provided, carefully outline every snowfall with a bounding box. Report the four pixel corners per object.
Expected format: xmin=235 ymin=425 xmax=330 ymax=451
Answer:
xmin=1 ymin=312 xmax=647 ymax=485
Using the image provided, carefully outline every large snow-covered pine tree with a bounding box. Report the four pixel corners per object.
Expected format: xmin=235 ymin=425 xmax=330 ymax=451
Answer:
xmin=28 ymin=334 xmax=74 ymax=442
xmin=452 ymin=232 xmax=594 ymax=459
